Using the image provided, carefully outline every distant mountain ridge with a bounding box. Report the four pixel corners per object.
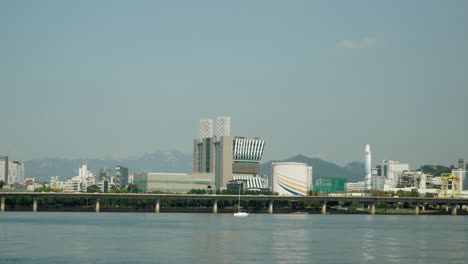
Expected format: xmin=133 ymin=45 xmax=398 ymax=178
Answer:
xmin=25 ymin=152 xmax=365 ymax=184
xmin=260 ymin=155 xmax=365 ymax=183
xmin=25 ymin=150 xmax=193 ymax=182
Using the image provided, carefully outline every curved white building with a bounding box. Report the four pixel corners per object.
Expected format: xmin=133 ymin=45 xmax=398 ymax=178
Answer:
xmin=272 ymin=162 xmax=312 ymax=196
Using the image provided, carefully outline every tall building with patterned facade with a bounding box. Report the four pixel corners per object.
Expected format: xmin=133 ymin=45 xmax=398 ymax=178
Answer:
xmin=193 ymin=117 xmax=265 ymax=190
xmin=114 ymin=166 xmax=129 ymax=189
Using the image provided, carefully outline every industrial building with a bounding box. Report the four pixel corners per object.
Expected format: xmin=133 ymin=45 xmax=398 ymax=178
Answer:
xmin=272 ymin=162 xmax=313 ymax=196
xmin=133 ymin=172 xmax=215 ymax=193
xmin=193 ymin=117 xmax=265 ymax=190
xmin=380 ymin=160 xmax=410 ymax=190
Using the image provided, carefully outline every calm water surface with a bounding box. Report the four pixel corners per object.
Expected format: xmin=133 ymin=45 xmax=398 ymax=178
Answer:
xmin=0 ymin=212 xmax=466 ymax=263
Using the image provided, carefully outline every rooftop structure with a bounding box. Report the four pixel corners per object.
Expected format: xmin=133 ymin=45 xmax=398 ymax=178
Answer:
xmin=200 ymin=119 xmax=214 ymax=139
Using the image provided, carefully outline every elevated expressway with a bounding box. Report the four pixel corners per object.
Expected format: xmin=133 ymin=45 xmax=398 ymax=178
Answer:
xmin=1 ymin=192 xmax=467 ymax=215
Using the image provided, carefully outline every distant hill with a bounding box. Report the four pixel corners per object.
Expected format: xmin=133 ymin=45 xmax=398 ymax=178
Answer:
xmin=25 ymin=150 xmax=193 ymax=182
xmin=26 ymin=152 xmax=365 ymax=184
xmin=260 ymin=155 xmax=365 ymax=184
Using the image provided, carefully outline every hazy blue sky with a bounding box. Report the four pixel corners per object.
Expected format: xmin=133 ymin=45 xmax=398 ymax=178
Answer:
xmin=1 ymin=1 xmax=467 ymax=167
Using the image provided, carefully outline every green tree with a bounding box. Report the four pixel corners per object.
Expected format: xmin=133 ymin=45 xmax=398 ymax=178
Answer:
xmin=0 ymin=180 xmax=5 ymax=189
xmin=86 ymin=185 xmax=101 ymax=193
xmin=35 ymin=185 xmax=60 ymax=192
xmin=419 ymin=165 xmax=452 ymax=176
xmin=424 ymin=192 xmax=434 ymax=198
xmin=127 ymin=184 xmax=139 ymax=193
xmin=410 ymin=188 xmax=419 ymax=197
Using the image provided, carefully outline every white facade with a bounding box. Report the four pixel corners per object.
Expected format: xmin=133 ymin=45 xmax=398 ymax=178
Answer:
xmin=371 ymin=176 xmax=386 ymax=190
xmin=200 ymin=119 xmax=214 ymax=138
xmin=65 ymin=165 xmax=96 ymax=192
xmin=233 ymin=138 xmax=265 ymax=161
xmin=347 ymin=181 xmax=365 ymax=191
xmin=452 ymin=169 xmax=467 ymax=191
xmin=272 ymin=162 xmax=313 ymax=196
xmin=79 ymin=165 xmax=93 ymax=178
xmin=7 ymin=161 xmax=25 ymax=184
xmin=382 ymin=160 xmax=410 ymax=190
xmin=0 ymin=156 xmax=7 ymax=183
xmin=216 ymin=117 xmax=230 ymax=137
xmin=365 ymin=144 xmax=372 ymax=190
xmin=232 ymin=175 xmax=268 ymax=190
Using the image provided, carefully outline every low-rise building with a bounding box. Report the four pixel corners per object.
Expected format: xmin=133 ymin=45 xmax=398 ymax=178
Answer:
xmin=133 ymin=172 xmax=215 ymax=193
xmin=347 ymin=181 xmax=365 ymax=191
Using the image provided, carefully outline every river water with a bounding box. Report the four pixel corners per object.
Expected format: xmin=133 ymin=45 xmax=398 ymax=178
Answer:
xmin=0 ymin=212 xmax=466 ymax=263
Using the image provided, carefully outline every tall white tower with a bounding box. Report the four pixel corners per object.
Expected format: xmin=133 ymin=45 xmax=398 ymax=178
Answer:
xmin=365 ymin=144 xmax=372 ymax=190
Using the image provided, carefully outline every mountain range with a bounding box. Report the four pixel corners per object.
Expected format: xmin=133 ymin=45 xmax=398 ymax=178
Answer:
xmin=25 ymin=151 xmax=365 ymax=183
xmin=260 ymin=155 xmax=365 ymax=183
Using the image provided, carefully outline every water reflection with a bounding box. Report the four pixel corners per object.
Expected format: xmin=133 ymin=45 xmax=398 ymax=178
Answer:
xmin=272 ymin=215 xmax=310 ymax=264
xmin=361 ymin=228 xmax=376 ymax=263
xmin=0 ymin=213 xmax=467 ymax=264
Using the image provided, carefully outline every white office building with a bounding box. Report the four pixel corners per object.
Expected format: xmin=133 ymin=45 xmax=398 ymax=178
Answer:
xmin=65 ymin=165 xmax=96 ymax=192
xmin=382 ymin=160 xmax=410 ymax=190
xmin=347 ymin=181 xmax=365 ymax=191
xmin=8 ymin=161 xmax=25 ymax=184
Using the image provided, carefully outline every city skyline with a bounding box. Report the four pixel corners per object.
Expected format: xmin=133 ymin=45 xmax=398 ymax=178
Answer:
xmin=1 ymin=1 xmax=467 ymax=167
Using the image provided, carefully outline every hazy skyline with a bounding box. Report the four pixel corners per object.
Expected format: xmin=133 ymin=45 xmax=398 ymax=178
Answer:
xmin=1 ymin=1 xmax=467 ymax=167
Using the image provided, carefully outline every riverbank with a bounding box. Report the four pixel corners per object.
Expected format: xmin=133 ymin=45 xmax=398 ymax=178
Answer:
xmin=2 ymin=206 xmax=466 ymax=215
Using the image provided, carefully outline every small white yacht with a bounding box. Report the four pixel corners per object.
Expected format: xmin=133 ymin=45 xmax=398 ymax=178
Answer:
xmin=234 ymin=186 xmax=249 ymax=217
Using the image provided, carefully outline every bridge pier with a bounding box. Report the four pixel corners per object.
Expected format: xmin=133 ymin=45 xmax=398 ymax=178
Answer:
xmin=451 ymin=205 xmax=457 ymax=216
xmin=414 ymin=204 xmax=420 ymax=216
xmin=321 ymin=202 xmax=327 ymax=215
xmin=32 ymin=196 xmax=37 ymax=212
xmin=155 ymin=199 xmax=160 ymax=213
xmin=268 ymin=200 xmax=273 ymax=214
xmin=95 ymin=198 xmax=100 ymax=213
xmin=421 ymin=205 xmax=425 ymax=212
xmin=369 ymin=203 xmax=376 ymax=215
xmin=1 ymin=196 xmax=5 ymax=212
xmin=213 ymin=200 xmax=218 ymax=214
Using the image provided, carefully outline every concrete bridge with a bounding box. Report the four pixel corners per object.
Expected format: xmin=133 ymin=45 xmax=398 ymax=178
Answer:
xmin=1 ymin=192 xmax=467 ymax=215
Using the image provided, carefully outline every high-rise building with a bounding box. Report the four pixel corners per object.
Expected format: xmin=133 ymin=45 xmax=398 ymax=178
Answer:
xmin=0 ymin=156 xmax=8 ymax=183
xmin=65 ymin=165 xmax=96 ymax=192
xmin=0 ymin=157 xmax=25 ymax=185
xmin=79 ymin=165 xmax=93 ymax=178
xmin=114 ymin=166 xmax=129 ymax=189
xmin=8 ymin=161 xmax=25 ymax=184
xmin=193 ymin=117 xmax=265 ymax=190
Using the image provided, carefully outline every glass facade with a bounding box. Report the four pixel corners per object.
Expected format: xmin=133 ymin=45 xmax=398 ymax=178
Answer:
xmin=205 ymin=138 xmax=211 ymax=172
xmin=214 ymin=142 xmax=221 ymax=190
xmin=197 ymin=144 xmax=203 ymax=172
xmin=312 ymin=178 xmax=347 ymax=194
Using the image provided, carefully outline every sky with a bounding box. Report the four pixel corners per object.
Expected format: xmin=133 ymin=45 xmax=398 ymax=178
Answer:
xmin=1 ymin=1 xmax=467 ymax=167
